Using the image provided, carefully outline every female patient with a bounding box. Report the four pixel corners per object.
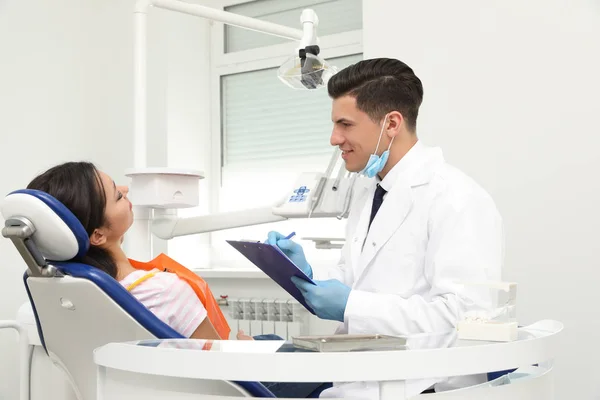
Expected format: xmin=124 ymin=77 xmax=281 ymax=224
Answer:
xmin=27 ymin=161 xmax=330 ymax=398
xmin=27 ymin=161 xmax=233 ymax=340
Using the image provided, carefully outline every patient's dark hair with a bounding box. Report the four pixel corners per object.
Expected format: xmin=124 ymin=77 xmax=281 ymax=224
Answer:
xmin=27 ymin=162 xmax=118 ymax=278
xmin=327 ymin=58 xmax=423 ymax=132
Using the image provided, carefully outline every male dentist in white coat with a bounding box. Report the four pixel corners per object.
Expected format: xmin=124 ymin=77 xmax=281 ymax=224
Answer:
xmin=267 ymin=58 xmax=503 ymax=398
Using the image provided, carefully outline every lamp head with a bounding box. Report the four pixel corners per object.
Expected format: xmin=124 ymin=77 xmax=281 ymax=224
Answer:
xmin=277 ymin=8 xmax=337 ymax=90
xmin=277 ymin=45 xmax=337 ymax=90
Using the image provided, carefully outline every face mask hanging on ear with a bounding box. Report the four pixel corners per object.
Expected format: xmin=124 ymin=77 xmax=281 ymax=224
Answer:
xmin=361 ymin=114 xmax=394 ymax=178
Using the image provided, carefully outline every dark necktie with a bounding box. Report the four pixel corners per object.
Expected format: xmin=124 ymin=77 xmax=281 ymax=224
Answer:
xmin=368 ymin=184 xmax=387 ymax=231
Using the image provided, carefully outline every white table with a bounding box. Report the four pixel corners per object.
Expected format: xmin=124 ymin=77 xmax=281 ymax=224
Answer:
xmin=94 ymin=320 xmax=563 ymax=400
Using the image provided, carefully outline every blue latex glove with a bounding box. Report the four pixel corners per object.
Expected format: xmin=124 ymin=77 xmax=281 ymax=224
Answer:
xmin=291 ymin=276 xmax=351 ymax=322
xmin=266 ymin=231 xmax=313 ymax=278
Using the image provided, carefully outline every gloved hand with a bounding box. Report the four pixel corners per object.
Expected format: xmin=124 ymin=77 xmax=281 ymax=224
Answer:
xmin=291 ymin=277 xmax=351 ymax=322
xmin=266 ymin=231 xmax=313 ymax=278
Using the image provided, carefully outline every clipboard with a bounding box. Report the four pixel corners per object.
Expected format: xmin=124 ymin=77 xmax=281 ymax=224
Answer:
xmin=226 ymin=240 xmax=317 ymax=314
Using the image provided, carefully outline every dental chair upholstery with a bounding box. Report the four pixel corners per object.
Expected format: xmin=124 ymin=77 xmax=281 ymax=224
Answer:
xmin=1 ymin=189 xmax=275 ymax=400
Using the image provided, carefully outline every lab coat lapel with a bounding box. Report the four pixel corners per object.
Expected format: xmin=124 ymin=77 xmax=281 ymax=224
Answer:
xmin=349 ymin=181 xmax=376 ymax=280
xmin=355 ymin=180 xmax=413 ymax=281
xmin=353 ymin=143 xmax=443 ymax=283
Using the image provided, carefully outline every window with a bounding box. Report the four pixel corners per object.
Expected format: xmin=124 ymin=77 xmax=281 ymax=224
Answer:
xmin=209 ymin=0 xmax=363 ymax=268
xmin=221 ymin=53 xmax=363 ymax=170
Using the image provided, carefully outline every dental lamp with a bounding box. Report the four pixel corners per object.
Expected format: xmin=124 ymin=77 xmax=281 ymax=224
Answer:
xmin=125 ymin=0 xmax=356 ymax=261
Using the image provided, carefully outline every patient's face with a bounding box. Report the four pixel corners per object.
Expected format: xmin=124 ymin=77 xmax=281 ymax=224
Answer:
xmin=98 ymin=171 xmax=134 ymax=244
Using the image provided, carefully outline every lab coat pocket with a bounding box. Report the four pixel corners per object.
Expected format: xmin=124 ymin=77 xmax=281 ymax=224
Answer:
xmin=374 ymin=230 xmax=424 ymax=294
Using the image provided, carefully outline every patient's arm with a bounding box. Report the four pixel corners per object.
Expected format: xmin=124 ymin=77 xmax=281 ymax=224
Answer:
xmin=236 ymin=330 xmax=254 ymax=340
xmin=190 ymin=317 xmax=220 ymax=340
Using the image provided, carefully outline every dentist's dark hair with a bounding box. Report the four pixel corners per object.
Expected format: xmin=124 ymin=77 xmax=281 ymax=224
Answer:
xmin=27 ymin=161 xmax=118 ymax=278
xmin=327 ymin=58 xmax=423 ymax=132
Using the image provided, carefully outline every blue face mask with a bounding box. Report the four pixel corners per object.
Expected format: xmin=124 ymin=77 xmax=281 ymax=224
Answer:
xmin=361 ymin=115 xmax=394 ymax=178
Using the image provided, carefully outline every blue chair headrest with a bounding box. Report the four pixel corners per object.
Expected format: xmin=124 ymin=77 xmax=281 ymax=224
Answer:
xmin=0 ymin=189 xmax=89 ymax=260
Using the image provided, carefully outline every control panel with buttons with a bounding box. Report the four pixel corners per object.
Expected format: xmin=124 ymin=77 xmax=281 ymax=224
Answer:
xmin=288 ymin=186 xmax=310 ymax=203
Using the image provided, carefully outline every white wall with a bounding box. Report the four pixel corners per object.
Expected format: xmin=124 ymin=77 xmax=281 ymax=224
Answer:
xmin=0 ymin=0 xmax=173 ymax=397
xmin=364 ymin=0 xmax=600 ymax=398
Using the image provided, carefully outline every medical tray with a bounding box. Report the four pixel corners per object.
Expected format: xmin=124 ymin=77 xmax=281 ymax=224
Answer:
xmin=291 ymin=334 xmax=407 ymax=352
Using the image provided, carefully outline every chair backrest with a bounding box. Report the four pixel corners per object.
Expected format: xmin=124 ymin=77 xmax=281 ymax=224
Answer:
xmin=1 ymin=189 xmax=274 ymax=400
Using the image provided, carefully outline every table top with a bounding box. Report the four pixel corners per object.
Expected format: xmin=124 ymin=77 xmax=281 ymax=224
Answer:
xmin=94 ymin=320 xmax=562 ymax=383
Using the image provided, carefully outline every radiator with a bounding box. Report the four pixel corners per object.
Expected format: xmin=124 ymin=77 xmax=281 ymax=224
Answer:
xmin=225 ymin=298 xmax=310 ymax=340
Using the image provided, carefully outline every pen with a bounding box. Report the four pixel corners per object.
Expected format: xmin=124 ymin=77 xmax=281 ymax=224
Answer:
xmin=284 ymin=232 xmax=296 ymax=240
xmin=263 ymin=232 xmax=295 ymax=244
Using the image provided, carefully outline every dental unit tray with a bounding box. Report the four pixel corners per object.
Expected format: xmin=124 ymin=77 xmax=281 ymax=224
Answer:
xmin=291 ymin=334 xmax=408 ymax=352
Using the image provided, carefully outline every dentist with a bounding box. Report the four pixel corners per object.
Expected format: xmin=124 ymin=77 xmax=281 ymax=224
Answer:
xmin=267 ymin=58 xmax=504 ymax=397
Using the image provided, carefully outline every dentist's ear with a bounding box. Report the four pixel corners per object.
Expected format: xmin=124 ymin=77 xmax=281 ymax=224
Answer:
xmin=385 ymin=111 xmax=404 ymax=138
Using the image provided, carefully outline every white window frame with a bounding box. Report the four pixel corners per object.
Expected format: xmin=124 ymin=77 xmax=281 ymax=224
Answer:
xmin=208 ymin=0 xmax=362 ymax=252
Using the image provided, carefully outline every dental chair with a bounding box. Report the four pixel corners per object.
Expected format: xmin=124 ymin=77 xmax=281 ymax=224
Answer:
xmin=0 ymin=189 xmax=275 ymax=400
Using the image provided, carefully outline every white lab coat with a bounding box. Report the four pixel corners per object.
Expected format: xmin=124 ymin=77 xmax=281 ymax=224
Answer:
xmin=316 ymin=141 xmax=503 ymax=399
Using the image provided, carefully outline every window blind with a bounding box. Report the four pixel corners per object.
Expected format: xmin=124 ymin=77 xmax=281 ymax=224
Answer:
xmin=221 ymin=53 xmax=363 ymax=168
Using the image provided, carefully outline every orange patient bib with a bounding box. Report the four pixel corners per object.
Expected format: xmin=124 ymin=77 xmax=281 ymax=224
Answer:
xmin=129 ymin=253 xmax=231 ymax=340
